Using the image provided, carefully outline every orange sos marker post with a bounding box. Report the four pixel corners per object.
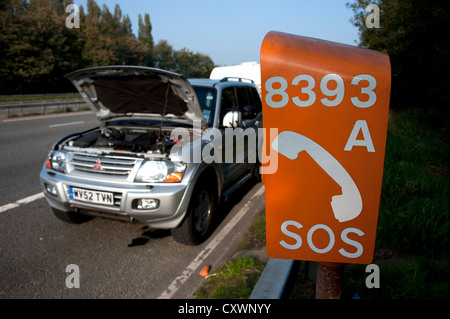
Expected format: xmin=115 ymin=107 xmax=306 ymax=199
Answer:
xmin=261 ymin=31 xmax=391 ymax=297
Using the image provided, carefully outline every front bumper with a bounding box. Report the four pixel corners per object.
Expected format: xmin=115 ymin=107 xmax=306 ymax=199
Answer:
xmin=39 ymin=168 xmax=194 ymax=229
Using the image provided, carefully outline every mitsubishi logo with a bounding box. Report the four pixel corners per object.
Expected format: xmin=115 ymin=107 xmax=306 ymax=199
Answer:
xmin=93 ymin=159 xmax=102 ymax=170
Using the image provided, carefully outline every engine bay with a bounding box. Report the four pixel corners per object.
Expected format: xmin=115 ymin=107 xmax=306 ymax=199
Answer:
xmin=63 ymin=126 xmax=183 ymax=156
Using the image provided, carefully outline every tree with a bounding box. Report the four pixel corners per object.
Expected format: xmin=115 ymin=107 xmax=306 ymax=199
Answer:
xmin=138 ymin=13 xmax=154 ymax=66
xmin=80 ymin=0 xmax=149 ymax=67
xmin=347 ymin=0 xmax=449 ymax=124
xmin=173 ymin=48 xmax=214 ymax=78
xmin=153 ymin=39 xmax=175 ymax=70
xmin=0 ymin=0 xmax=82 ymax=93
xmin=153 ymin=40 xmax=214 ymax=78
xmin=0 ymin=0 xmax=215 ymax=94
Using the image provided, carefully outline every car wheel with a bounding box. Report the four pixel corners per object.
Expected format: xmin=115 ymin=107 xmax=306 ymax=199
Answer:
xmin=253 ymin=162 xmax=262 ymax=182
xmin=171 ymin=179 xmax=217 ymax=245
xmin=51 ymin=207 xmax=93 ymax=224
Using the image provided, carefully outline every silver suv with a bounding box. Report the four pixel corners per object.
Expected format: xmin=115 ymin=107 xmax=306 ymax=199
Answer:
xmin=40 ymin=66 xmax=262 ymax=245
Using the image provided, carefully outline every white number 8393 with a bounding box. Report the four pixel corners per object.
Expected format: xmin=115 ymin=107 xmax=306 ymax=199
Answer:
xmin=265 ymin=74 xmax=377 ymax=109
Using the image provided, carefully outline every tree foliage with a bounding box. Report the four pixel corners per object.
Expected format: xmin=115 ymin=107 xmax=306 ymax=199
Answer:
xmin=153 ymin=40 xmax=214 ymax=78
xmin=347 ymin=0 xmax=449 ymax=125
xmin=0 ymin=0 xmax=82 ymax=93
xmin=0 ymin=0 xmax=215 ymax=94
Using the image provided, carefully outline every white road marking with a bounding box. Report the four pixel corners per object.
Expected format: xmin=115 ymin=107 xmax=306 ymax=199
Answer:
xmin=0 ymin=185 xmax=266 ymax=298
xmin=49 ymin=121 xmax=84 ymax=128
xmin=0 ymin=193 xmax=45 ymax=214
xmin=158 ymin=184 xmax=265 ymax=299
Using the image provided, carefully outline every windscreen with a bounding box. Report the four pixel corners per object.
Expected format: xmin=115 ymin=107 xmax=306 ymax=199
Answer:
xmin=192 ymin=86 xmax=217 ymax=127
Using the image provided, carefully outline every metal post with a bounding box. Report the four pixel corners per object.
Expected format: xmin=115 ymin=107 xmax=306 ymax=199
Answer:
xmin=315 ymin=262 xmax=346 ymax=299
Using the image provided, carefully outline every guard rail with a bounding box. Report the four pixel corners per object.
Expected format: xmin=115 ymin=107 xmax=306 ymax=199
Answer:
xmin=0 ymin=98 xmax=86 ymax=118
xmin=249 ymin=258 xmax=297 ymax=299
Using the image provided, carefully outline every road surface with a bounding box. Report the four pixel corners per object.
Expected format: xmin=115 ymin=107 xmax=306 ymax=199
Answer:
xmin=0 ymin=112 xmax=265 ymax=298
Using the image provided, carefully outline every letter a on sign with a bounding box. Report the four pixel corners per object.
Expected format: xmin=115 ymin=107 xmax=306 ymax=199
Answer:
xmin=261 ymin=31 xmax=391 ymax=264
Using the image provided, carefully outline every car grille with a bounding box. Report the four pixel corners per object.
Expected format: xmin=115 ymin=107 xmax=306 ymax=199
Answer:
xmin=69 ymin=152 xmax=139 ymax=178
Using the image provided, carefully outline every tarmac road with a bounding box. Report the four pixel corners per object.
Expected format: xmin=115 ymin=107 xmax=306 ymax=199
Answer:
xmin=0 ymin=112 xmax=265 ymax=299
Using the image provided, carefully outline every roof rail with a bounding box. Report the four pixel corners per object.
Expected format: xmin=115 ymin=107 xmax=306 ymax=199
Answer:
xmin=219 ymin=77 xmax=255 ymax=84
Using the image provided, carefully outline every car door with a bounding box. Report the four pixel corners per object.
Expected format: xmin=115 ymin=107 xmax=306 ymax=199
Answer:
xmin=219 ymin=86 xmax=247 ymax=185
xmin=235 ymin=86 xmax=262 ymax=167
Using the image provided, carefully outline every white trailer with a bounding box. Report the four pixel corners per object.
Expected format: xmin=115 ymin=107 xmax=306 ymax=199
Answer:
xmin=210 ymin=62 xmax=261 ymax=95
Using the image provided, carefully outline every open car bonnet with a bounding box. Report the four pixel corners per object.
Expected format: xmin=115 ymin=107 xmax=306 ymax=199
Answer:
xmin=66 ymin=66 xmax=206 ymax=127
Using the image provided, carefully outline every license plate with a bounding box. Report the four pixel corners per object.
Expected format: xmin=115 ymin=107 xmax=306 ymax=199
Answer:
xmin=69 ymin=187 xmax=114 ymax=206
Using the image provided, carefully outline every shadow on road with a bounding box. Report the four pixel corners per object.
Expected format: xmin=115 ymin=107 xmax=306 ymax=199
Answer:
xmin=127 ymin=177 xmax=260 ymax=247
xmin=128 ymin=226 xmax=171 ymax=247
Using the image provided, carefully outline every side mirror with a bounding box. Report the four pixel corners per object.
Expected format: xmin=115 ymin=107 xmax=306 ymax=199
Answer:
xmin=222 ymin=110 xmax=242 ymax=128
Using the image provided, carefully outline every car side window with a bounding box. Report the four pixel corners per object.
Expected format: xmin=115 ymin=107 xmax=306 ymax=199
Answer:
xmin=236 ymin=86 xmax=251 ymax=109
xmin=249 ymin=87 xmax=262 ymax=113
xmin=220 ymin=87 xmax=237 ymax=125
xmin=192 ymin=86 xmax=217 ymax=127
xmin=237 ymin=86 xmax=261 ymax=120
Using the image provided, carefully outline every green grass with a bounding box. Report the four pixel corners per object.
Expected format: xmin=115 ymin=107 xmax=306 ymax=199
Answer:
xmin=193 ymin=256 xmax=265 ymax=299
xmin=343 ymin=257 xmax=449 ymax=299
xmin=341 ymin=107 xmax=449 ymax=299
xmin=235 ymin=210 xmax=266 ymax=251
xmin=194 ymin=211 xmax=267 ymax=299
xmin=377 ymin=108 xmax=449 ymax=258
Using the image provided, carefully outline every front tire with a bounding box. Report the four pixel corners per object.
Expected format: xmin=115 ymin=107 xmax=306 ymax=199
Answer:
xmin=171 ymin=180 xmax=217 ymax=245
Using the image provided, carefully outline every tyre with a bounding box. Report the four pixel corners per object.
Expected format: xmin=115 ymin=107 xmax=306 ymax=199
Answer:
xmin=253 ymin=162 xmax=262 ymax=182
xmin=51 ymin=207 xmax=93 ymax=224
xmin=171 ymin=179 xmax=217 ymax=245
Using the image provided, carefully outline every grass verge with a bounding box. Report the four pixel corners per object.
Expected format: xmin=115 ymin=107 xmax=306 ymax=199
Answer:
xmin=193 ymin=211 xmax=267 ymax=299
xmin=343 ymin=257 xmax=449 ymax=299
xmin=377 ymin=108 xmax=449 ymax=258
xmin=194 ymin=256 xmax=265 ymax=299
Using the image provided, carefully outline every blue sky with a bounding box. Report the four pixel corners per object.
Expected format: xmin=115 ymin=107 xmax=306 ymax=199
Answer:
xmin=73 ymin=0 xmax=360 ymax=66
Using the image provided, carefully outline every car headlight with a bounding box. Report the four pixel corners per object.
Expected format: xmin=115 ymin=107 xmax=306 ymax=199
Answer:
xmin=46 ymin=150 xmax=69 ymax=173
xmin=135 ymin=161 xmax=187 ymax=183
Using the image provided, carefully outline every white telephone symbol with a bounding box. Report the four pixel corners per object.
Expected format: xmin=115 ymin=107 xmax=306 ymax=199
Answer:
xmin=272 ymin=131 xmax=363 ymax=223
